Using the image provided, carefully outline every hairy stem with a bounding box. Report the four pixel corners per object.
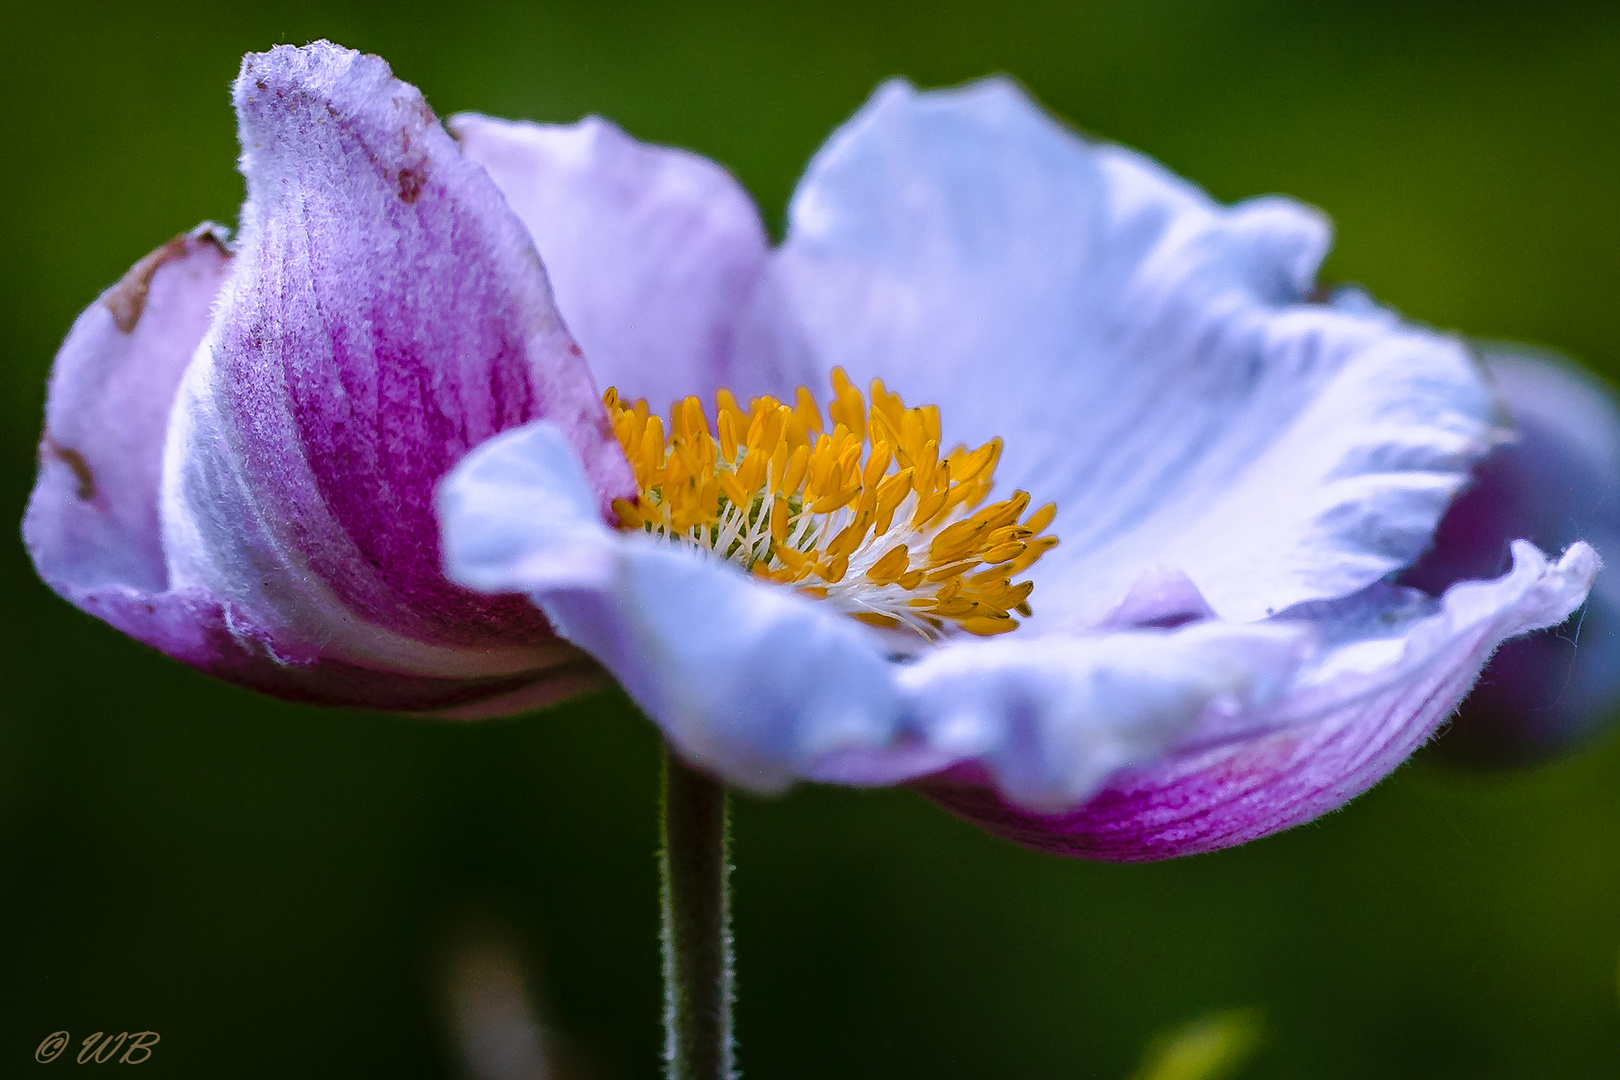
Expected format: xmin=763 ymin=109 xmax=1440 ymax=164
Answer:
xmin=660 ymin=747 xmax=734 ymax=1080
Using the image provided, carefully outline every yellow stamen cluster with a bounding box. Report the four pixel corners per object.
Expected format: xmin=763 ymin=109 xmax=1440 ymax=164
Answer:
xmin=605 ymin=369 xmax=1058 ymax=639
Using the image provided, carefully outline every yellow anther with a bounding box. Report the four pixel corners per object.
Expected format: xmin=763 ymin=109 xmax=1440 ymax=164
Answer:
xmin=827 ymin=514 xmax=871 ymax=560
xmin=926 ymin=560 xmax=980 ymax=583
xmin=987 ymin=525 xmax=1030 ymax=546
xmin=735 ymin=448 xmax=768 ymax=494
xmin=717 ymin=471 xmax=749 ymax=512
xmin=911 ymin=485 xmax=950 ymax=528
xmin=717 ymin=388 xmax=747 ymax=432
xmin=869 ymin=376 xmax=905 ymax=427
xmin=1004 ymin=580 xmax=1035 ymax=606
xmin=809 ymin=485 xmax=862 ymax=516
xmin=828 ymin=367 xmax=862 ymax=424
xmin=986 ymin=490 xmax=1031 ymax=528
xmin=920 ymin=405 xmax=940 ymax=444
xmin=1023 ymin=501 xmax=1057 ymax=534
xmin=979 ymin=541 xmax=1026 ymax=565
xmin=782 ymin=410 xmax=810 ymax=453
xmin=929 ymin=597 xmax=978 ymax=619
xmin=861 ymin=440 xmax=900 ymax=488
xmin=952 ymin=439 xmax=1002 ymax=484
xmin=718 ymin=409 xmax=739 ymax=464
xmin=781 ymin=444 xmax=810 ymax=495
xmin=677 ymin=396 xmax=708 ymax=440
xmin=612 ymin=498 xmax=644 ymax=528
xmin=1006 ymin=534 xmax=1059 ymax=576
xmin=913 ymin=439 xmax=940 ymax=493
xmin=768 ymin=440 xmax=791 ymax=493
xmin=929 ymin=518 xmax=988 ymax=562
xmin=867 ymin=544 xmax=911 ymax=583
xmin=875 ymin=467 xmax=914 ymax=506
xmin=794 ymin=386 xmax=823 ymax=431
xmin=602 ymin=371 xmax=1058 ymax=639
xmin=773 ymin=544 xmax=812 ymax=575
xmin=960 ymin=614 xmax=1018 ymax=635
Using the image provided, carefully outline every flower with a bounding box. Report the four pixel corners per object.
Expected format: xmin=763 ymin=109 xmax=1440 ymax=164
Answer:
xmin=431 ymin=51 xmax=1598 ymax=855
xmin=25 ymin=42 xmax=1600 ymax=860
xmin=1401 ymin=347 xmax=1620 ymax=763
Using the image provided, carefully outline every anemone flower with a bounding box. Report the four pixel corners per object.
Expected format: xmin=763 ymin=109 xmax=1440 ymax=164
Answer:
xmin=433 ymin=76 xmax=1598 ymax=851
xmin=24 ymin=41 xmax=1600 ymax=1078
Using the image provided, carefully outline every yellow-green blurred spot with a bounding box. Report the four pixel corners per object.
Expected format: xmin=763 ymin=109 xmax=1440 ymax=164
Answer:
xmin=1129 ymin=1008 xmax=1264 ymax=1080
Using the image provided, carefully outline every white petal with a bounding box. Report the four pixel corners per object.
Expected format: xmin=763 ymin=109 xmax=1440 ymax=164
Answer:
xmin=773 ymin=78 xmax=1498 ymax=626
xmin=892 ymin=620 xmax=1309 ymax=811
xmin=438 ymin=422 xmax=905 ymax=790
xmin=440 ymin=422 xmax=1315 ymax=800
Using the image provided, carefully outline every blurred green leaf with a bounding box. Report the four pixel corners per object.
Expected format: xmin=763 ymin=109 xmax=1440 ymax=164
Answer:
xmin=1131 ymin=1009 xmax=1264 ymax=1080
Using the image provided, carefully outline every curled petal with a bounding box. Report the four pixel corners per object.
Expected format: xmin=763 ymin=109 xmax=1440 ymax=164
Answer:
xmin=923 ymin=541 xmax=1598 ymax=860
xmin=889 ymin=622 xmax=1309 ymax=811
xmin=1403 ymin=347 xmax=1620 ymax=760
xmin=451 ymin=113 xmax=803 ymax=406
xmin=443 ymin=423 xmax=1394 ymax=809
xmin=22 ymin=228 xmax=590 ymax=709
xmin=162 ymin=42 xmax=633 ymax=677
xmin=26 ymin=227 xmax=231 ymax=600
xmin=24 ymin=43 xmax=628 ymax=712
xmin=439 ymin=421 xmax=908 ymax=790
xmin=774 ymin=78 xmax=1498 ymax=627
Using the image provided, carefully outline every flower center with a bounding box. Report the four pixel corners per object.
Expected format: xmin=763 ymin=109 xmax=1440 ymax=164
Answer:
xmin=604 ymin=369 xmax=1058 ymax=639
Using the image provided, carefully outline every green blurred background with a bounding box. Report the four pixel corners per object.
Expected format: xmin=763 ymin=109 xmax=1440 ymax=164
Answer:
xmin=3 ymin=1 xmax=1619 ymax=1076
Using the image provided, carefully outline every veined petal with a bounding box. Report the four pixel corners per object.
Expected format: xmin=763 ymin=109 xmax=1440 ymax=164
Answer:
xmin=774 ymin=78 xmax=1497 ymax=627
xmin=1403 ymin=347 xmax=1620 ymax=759
xmin=23 ymin=228 xmax=589 ymax=710
xmin=924 ymin=541 xmax=1598 ymax=860
xmin=451 ymin=113 xmax=803 ymax=407
xmin=162 ymin=42 xmax=634 ymax=678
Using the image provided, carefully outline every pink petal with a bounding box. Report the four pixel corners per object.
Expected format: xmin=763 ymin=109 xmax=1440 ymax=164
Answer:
xmin=922 ymin=542 xmax=1597 ymax=860
xmin=22 ymin=227 xmax=590 ymax=709
xmin=25 ymin=44 xmax=624 ymax=712
xmin=451 ymin=113 xmax=805 ymax=408
xmin=26 ymin=227 xmax=231 ymax=598
xmin=162 ymin=42 xmax=633 ymax=669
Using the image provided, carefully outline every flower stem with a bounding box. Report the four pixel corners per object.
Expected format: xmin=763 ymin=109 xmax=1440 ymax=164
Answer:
xmin=660 ymin=746 xmax=734 ymax=1080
